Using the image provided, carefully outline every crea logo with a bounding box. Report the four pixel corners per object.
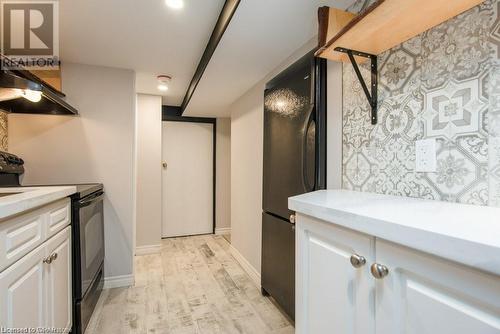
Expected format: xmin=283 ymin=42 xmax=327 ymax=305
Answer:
xmin=0 ymin=0 xmax=59 ymax=70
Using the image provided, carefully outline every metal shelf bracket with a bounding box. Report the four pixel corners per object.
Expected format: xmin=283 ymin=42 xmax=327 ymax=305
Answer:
xmin=335 ymin=47 xmax=378 ymax=124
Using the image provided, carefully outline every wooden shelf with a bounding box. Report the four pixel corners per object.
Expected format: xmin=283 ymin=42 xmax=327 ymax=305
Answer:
xmin=316 ymin=0 xmax=485 ymax=62
xmin=29 ymin=69 xmax=62 ymax=92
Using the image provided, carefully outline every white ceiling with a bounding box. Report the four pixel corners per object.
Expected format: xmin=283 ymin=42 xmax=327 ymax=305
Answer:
xmin=59 ymin=0 xmax=225 ymax=105
xmin=184 ymin=0 xmax=356 ymax=117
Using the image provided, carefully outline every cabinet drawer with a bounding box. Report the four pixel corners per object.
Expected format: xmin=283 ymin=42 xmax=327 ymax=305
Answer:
xmin=46 ymin=199 xmax=71 ymax=239
xmin=0 ymin=209 xmax=44 ymax=272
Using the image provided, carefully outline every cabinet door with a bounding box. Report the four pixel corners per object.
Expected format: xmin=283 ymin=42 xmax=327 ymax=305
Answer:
xmin=375 ymin=240 xmax=500 ymax=334
xmin=0 ymin=242 xmax=46 ymax=328
xmin=46 ymin=226 xmax=72 ymax=333
xmin=296 ymin=214 xmax=375 ymax=334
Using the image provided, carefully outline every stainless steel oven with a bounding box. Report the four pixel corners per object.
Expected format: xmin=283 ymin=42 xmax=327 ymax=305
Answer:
xmin=76 ymin=190 xmax=104 ymax=296
xmin=71 ymin=184 xmax=105 ymax=334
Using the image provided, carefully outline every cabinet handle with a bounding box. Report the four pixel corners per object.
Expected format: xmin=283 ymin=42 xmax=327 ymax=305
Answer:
xmin=43 ymin=253 xmax=58 ymax=264
xmin=350 ymin=254 xmax=366 ymax=268
xmin=370 ymin=263 xmax=389 ymax=279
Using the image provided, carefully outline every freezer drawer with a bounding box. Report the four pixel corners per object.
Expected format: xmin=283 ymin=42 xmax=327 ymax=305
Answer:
xmin=261 ymin=212 xmax=295 ymax=320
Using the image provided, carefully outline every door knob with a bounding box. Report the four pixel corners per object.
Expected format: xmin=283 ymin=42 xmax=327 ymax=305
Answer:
xmin=162 ymin=162 xmax=168 ymax=169
xmin=350 ymin=254 xmax=366 ymax=268
xmin=370 ymin=263 xmax=389 ymax=279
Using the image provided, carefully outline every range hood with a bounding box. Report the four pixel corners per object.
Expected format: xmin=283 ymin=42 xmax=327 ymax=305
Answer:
xmin=0 ymin=69 xmax=78 ymax=115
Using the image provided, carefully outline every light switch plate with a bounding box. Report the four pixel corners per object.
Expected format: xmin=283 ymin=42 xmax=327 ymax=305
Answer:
xmin=416 ymin=139 xmax=436 ymax=172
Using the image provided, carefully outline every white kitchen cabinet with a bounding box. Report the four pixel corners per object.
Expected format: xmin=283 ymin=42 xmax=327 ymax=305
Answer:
xmin=0 ymin=240 xmax=46 ymax=328
xmin=0 ymin=223 xmax=72 ymax=332
xmin=46 ymin=227 xmax=72 ymax=332
xmin=0 ymin=198 xmax=71 ymax=272
xmin=295 ymin=214 xmax=500 ymax=334
xmin=375 ymin=240 xmax=500 ymax=334
xmin=296 ymin=214 xmax=376 ymax=334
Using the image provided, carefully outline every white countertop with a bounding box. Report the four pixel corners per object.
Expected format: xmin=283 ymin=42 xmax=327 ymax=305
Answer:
xmin=0 ymin=186 xmax=76 ymax=220
xmin=289 ymin=189 xmax=500 ymax=276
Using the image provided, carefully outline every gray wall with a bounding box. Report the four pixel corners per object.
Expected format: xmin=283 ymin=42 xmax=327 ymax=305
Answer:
xmin=230 ymin=81 xmax=265 ymax=272
xmin=135 ymin=94 xmax=162 ymax=248
xmin=9 ymin=63 xmax=136 ymax=280
xmin=342 ymin=0 xmax=500 ymax=206
xmin=216 ymin=118 xmax=231 ymax=230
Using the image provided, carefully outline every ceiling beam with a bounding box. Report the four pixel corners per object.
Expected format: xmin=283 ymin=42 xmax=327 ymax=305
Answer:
xmin=180 ymin=0 xmax=240 ymax=114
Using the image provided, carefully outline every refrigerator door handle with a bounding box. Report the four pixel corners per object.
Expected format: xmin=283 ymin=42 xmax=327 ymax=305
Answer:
xmin=302 ymin=105 xmax=316 ymax=192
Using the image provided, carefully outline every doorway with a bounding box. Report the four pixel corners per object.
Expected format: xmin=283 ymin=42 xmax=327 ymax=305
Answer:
xmin=161 ymin=119 xmax=215 ymax=238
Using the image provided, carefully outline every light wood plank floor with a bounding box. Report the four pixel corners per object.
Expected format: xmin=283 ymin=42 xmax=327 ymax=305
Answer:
xmin=86 ymin=235 xmax=294 ymax=334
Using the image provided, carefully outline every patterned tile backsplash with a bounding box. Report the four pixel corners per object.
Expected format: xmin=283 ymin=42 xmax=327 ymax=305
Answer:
xmin=0 ymin=112 xmax=7 ymax=151
xmin=342 ymin=0 xmax=500 ymax=206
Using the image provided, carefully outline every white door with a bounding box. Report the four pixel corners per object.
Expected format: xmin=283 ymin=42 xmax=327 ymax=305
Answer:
xmin=162 ymin=121 xmax=213 ymax=238
xmin=296 ymin=214 xmax=375 ymax=334
xmin=0 ymin=243 xmax=46 ymax=328
xmin=375 ymin=239 xmax=500 ymax=334
xmin=46 ymin=227 xmax=72 ymax=332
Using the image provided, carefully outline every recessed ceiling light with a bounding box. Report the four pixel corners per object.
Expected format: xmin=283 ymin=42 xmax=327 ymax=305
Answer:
xmin=157 ymin=75 xmax=171 ymax=92
xmin=165 ymin=0 xmax=184 ymax=10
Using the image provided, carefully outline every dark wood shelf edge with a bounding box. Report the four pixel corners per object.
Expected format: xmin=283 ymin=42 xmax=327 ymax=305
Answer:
xmin=315 ymin=0 xmax=386 ymax=57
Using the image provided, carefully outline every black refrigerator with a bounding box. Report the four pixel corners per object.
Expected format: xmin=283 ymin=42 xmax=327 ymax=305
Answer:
xmin=261 ymin=50 xmax=326 ymax=320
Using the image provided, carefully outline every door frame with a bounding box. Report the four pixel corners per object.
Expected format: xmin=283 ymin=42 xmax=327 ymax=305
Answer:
xmin=162 ymin=106 xmax=217 ymax=235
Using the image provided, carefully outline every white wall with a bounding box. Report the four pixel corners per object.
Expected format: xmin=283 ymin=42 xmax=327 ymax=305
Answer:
xmin=230 ymin=89 xmax=263 ymax=271
xmin=229 ymin=38 xmax=318 ymax=275
xmin=326 ymin=60 xmax=343 ymax=189
xmin=8 ymin=63 xmax=136 ymax=282
xmin=135 ymin=94 xmax=162 ymax=250
xmin=216 ymin=118 xmax=231 ymax=231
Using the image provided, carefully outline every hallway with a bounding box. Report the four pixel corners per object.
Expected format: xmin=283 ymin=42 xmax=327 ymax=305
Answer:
xmin=86 ymin=235 xmax=294 ymax=333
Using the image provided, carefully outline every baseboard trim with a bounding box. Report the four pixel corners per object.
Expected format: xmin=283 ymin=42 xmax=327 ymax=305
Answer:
xmin=227 ymin=242 xmax=261 ymax=288
xmin=135 ymin=244 xmax=161 ymax=256
xmin=104 ymin=274 xmax=134 ymax=289
xmin=215 ymin=227 xmax=231 ymax=235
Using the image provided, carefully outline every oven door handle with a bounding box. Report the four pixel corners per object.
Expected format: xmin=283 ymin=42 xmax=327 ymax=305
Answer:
xmin=77 ymin=192 xmax=104 ymax=208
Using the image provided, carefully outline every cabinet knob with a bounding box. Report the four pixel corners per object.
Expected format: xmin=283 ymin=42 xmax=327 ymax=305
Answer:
xmin=370 ymin=263 xmax=389 ymax=279
xmin=289 ymin=214 xmax=296 ymax=224
xmin=43 ymin=253 xmax=58 ymax=264
xmin=350 ymin=254 xmax=366 ymax=268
